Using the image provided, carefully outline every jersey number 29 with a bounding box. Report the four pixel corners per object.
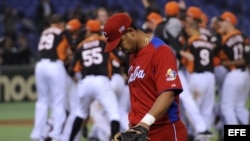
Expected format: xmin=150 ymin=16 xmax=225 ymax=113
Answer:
xmin=38 ymin=34 xmax=55 ymax=51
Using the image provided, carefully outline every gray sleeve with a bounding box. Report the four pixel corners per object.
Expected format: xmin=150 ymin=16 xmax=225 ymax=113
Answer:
xmin=165 ymin=18 xmax=183 ymax=38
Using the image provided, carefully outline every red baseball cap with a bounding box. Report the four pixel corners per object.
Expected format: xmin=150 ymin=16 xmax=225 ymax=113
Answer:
xmin=103 ymin=13 xmax=132 ymax=52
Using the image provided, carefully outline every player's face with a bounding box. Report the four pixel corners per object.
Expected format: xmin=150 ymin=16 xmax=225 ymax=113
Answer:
xmin=97 ymin=9 xmax=108 ymax=25
xmin=210 ymin=19 xmax=219 ymax=32
xmin=118 ymin=28 xmax=138 ymax=54
xmin=185 ymin=16 xmax=195 ymax=24
xmin=184 ymin=23 xmax=191 ymax=36
xmin=218 ymin=20 xmax=229 ymax=34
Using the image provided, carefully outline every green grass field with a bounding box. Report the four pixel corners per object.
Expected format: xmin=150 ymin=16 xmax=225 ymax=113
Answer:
xmin=0 ymin=99 xmax=249 ymax=141
xmin=0 ymin=102 xmax=88 ymax=141
xmin=0 ymin=102 xmax=34 ymax=141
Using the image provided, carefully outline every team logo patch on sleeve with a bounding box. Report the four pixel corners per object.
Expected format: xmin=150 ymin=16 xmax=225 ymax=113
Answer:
xmin=165 ymin=68 xmax=177 ymax=81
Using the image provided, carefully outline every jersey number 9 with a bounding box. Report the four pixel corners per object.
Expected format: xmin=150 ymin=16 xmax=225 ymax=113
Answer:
xmin=200 ymin=49 xmax=210 ymax=66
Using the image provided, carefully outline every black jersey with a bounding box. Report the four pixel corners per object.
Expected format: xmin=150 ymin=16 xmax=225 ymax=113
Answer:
xmin=38 ymin=26 xmax=69 ymax=61
xmin=70 ymin=34 xmax=111 ymax=78
xmin=199 ymin=26 xmax=212 ymax=42
xmin=110 ymin=49 xmax=126 ymax=75
xmin=218 ymin=29 xmax=247 ymax=70
xmin=185 ymin=35 xmax=214 ymax=73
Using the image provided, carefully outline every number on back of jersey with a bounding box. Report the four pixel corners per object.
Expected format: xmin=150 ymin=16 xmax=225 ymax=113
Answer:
xmin=233 ymin=44 xmax=244 ymax=60
xmin=200 ymin=49 xmax=210 ymax=66
xmin=38 ymin=34 xmax=55 ymax=51
xmin=81 ymin=47 xmax=103 ymax=67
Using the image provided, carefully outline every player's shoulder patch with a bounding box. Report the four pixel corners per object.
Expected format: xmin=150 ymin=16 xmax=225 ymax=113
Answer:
xmin=151 ymin=37 xmax=166 ymax=49
xmin=165 ymin=68 xmax=177 ymax=81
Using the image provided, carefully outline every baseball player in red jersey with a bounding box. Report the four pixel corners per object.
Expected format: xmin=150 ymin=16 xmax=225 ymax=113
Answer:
xmin=103 ymin=13 xmax=187 ymax=141
xmin=62 ymin=19 xmax=120 ymax=141
xmin=30 ymin=14 xmax=70 ymax=141
xmin=217 ymin=11 xmax=250 ymax=125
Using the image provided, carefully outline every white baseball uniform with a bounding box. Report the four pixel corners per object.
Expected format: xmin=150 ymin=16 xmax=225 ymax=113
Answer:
xmin=182 ymin=35 xmax=216 ymax=130
xmin=62 ymin=34 xmax=120 ymax=141
xmin=60 ymin=75 xmax=81 ymax=141
xmin=178 ymin=68 xmax=209 ymax=135
xmin=219 ymin=30 xmax=250 ymax=125
xmin=30 ymin=25 xmax=69 ymax=141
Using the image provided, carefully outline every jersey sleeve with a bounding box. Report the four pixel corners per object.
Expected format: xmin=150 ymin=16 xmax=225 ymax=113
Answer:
xmin=68 ymin=48 xmax=82 ymax=77
xmin=57 ymin=35 xmax=70 ymax=61
xmin=153 ymin=46 xmax=183 ymax=95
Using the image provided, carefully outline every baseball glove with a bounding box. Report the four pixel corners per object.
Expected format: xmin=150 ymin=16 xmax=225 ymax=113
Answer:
xmin=113 ymin=125 xmax=149 ymax=141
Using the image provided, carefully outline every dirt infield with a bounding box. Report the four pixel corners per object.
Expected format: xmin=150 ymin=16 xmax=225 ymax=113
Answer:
xmin=0 ymin=118 xmax=94 ymax=126
xmin=0 ymin=119 xmax=34 ymax=126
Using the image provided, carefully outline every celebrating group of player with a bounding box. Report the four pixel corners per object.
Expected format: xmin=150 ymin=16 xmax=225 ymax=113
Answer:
xmin=142 ymin=1 xmax=250 ymax=141
xmin=30 ymin=7 xmax=130 ymax=141
xmin=30 ymin=1 xmax=250 ymax=141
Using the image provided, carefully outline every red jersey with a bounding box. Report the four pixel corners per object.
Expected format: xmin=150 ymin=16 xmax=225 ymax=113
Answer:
xmin=128 ymin=37 xmax=183 ymax=127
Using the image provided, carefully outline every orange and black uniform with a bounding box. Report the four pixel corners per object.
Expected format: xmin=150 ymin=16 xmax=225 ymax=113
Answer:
xmin=217 ymin=29 xmax=247 ymax=70
xmin=199 ymin=26 xmax=212 ymax=42
xmin=108 ymin=49 xmax=126 ymax=75
xmin=38 ymin=26 xmax=70 ymax=61
xmin=32 ymin=23 xmax=71 ymax=141
xmin=69 ymin=34 xmax=112 ymax=78
xmin=243 ymin=34 xmax=250 ymax=65
xmin=183 ymin=35 xmax=214 ymax=73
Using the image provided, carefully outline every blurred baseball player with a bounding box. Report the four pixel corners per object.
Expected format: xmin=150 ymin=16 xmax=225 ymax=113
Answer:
xmin=141 ymin=12 xmax=163 ymax=35
xmin=86 ymin=49 xmax=130 ymax=141
xmin=154 ymin=1 xmax=184 ymax=52
xmin=210 ymin=16 xmax=228 ymax=93
xmin=30 ymin=14 xmax=70 ymax=141
xmin=217 ymin=11 xmax=250 ymax=125
xmin=62 ymin=19 xmax=120 ymax=141
xmin=96 ymin=7 xmax=109 ymax=30
xmin=60 ymin=18 xmax=83 ymax=141
xmin=181 ymin=21 xmax=216 ymax=140
xmin=209 ymin=16 xmax=228 ymax=140
xmin=109 ymin=48 xmax=130 ymax=132
xmin=186 ymin=6 xmax=212 ymax=42
xmin=64 ymin=18 xmax=82 ymax=115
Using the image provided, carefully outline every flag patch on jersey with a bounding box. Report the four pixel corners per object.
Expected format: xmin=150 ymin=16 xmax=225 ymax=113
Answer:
xmin=165 ymin=68 xmax=177 ymax=81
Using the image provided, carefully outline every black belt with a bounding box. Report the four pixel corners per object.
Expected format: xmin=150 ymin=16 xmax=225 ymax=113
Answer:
xmin=239 ymin=68 xmax=246 ymax=71
xmin=195 ymin=70 xmax=212 ymax=73
xmin=40 ymin=58 xmax=58 ymax=62
xmin=229 ymin=68 xmax=246 ymax=72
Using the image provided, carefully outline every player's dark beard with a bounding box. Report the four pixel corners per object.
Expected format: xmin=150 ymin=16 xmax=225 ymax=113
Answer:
xmin=119 ymin=46 xmax=135 ymax=54
xmin=121 ymin=49 xmax=134 ymax=54
xmin=122 ymin=48 xmax=137 ymax=54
